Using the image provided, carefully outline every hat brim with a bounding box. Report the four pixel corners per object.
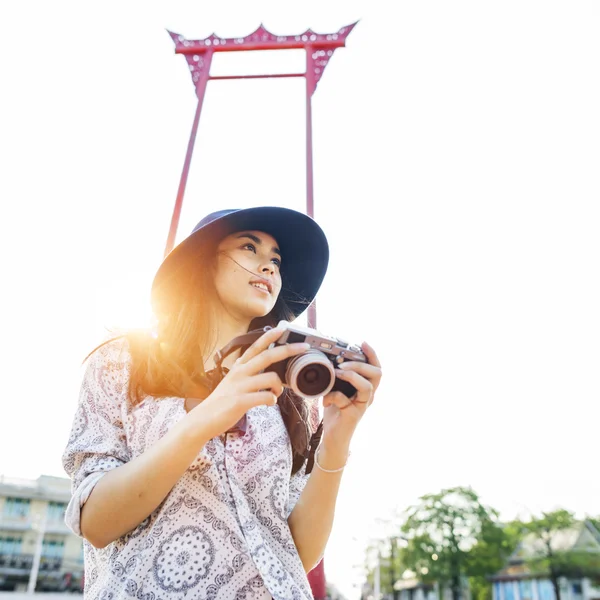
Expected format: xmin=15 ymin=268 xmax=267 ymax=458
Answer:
xmin=151 ymin=206 xmax=329 ymax=318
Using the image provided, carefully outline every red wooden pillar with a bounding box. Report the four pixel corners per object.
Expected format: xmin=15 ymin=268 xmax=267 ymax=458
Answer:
xmin=308 ymin=557 xmax=327 ymax=599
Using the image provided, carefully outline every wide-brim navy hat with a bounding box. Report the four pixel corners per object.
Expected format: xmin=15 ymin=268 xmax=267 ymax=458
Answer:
xmin=152 ymin=206 xmax=329 ymax=318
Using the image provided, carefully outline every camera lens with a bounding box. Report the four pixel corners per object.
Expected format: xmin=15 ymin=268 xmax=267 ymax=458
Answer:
xmin=298 ymin=364 xmax=332 ymax=396
xmin=285 ymin=350 xmax=335 ymax=399
xmin=301 ymin=367 xmax=321 ymax=384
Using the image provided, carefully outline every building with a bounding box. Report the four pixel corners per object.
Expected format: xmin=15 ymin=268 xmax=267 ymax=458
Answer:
xmin=360 ymin=568 xmax=470 ymax=600
xmin=0 ymin=475 xmax=83 ymax=592
xmin=490 ymin=520 xmax=600 ymax=600
xmin=394 ymin=575 xmax=438 ymax=600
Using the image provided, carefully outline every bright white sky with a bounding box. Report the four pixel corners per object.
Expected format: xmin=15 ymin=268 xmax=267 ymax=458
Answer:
xmin=1 ymin=1 xmax=599 ymax=598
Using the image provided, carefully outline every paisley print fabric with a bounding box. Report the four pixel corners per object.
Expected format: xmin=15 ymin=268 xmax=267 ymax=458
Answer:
xmin=62 ymin=339 xmax=319 ymax=600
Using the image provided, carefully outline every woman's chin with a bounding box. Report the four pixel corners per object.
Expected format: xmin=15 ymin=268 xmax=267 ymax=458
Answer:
xmin=240 ymin=300 xmax=275 ymax=320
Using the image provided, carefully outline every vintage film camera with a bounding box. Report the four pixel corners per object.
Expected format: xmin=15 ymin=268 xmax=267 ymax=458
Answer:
xmin=214 ymin=320 xmax=367 ymax=400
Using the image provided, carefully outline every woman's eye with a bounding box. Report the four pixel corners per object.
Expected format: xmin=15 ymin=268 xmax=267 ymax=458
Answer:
xmin=271 ymin=257 xmax=281 ymax=268
xmin=242 ymin=243 xmax=256 ymax=253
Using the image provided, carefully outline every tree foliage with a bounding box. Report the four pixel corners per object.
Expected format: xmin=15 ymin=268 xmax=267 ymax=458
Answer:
xmin=400 ymin=486 xmax=511 ymax=600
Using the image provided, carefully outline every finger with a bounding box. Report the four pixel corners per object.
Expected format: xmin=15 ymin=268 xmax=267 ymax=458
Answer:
xmin=244 ymin=341 xmax=310 ymax=375
xmin=247 ymin=371 xmax=284 ymax=397
xmin=335 ymin=369 xmax=373 ymax=400
xmin=241 ymin=390 xmax=279 ymax=410
xmin=323 ymin=391 xmax=353 ymax=411
xmin=361 ymin=341 xmax=381 ymax=368
xmin=237 ymin=326 xmax=287 ymax=365
xmin=338 ymin=361 xmax=382 ymax=382
xmin=338 ymin=362 xmax=382 ymax=395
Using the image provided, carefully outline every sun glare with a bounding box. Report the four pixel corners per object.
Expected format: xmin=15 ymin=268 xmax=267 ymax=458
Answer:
xmin=95 ymin=277 xmax=155 ymax=333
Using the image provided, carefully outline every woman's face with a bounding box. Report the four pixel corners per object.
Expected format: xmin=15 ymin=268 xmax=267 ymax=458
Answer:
xmin=213 ymin=230 xmax=283 ymax=321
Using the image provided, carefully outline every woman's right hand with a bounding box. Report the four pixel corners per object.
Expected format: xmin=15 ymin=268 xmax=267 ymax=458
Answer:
xmin=189 ymin=326 xmax=310 ymax=440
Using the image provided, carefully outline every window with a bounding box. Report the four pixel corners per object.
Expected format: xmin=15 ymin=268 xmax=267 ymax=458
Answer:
xmin=0 ymin=536 xmax=23 ymax=555
xmin=3 ymin=497 xmax=30 ymax=518
xmin=520 ymin=580 xmax=533 ymax=600
xmin=46 ymin=501 xmax=67 ymax=522
xmin=42 ymin=540 xmax=65 ymax=558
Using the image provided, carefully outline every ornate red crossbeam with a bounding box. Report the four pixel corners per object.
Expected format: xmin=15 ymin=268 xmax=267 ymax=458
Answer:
xmin=167 ymin=23 xmax=356 ymax=95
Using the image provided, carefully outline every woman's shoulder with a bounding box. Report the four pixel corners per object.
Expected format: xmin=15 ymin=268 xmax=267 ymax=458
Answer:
xmin=84 ymin=332 xmax=133 ymax=374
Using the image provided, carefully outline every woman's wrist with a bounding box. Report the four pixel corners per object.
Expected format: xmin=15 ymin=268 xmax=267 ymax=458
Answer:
xmin=314 ymin=438 xmax=351 ymax=473
xmin=181 ymin=402 xmax=215 ymax=448
xmin=319 ymin=429 xmax=352 ymax=455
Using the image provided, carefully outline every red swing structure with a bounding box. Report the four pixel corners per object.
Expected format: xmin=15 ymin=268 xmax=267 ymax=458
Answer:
xmin=164 ymin=21 xmax=357 ymax=599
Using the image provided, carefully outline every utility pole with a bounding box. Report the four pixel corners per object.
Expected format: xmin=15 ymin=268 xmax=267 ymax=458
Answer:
xmin=28 ymin=508 xmax=47 ymax=593
xmin=374 ymin=551 xmax=381 ymax=600
xmin=390 ymin=536 xmax=398 ymax=600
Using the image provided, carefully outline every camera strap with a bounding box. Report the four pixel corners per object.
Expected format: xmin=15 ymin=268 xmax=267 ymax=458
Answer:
xmin=305 ymin=419 xmax=324 ymax=475
xmin=213 ymin=326 xmax=271 ymax=376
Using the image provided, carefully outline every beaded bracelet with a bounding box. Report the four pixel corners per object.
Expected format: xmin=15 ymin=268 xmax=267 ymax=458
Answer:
xmin=314 ymin=444 xmax=351 ymax=474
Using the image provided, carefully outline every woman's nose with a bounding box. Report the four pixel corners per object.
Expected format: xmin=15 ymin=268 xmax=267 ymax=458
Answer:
xmin=261 ymin=263 xmax=274 ymax=275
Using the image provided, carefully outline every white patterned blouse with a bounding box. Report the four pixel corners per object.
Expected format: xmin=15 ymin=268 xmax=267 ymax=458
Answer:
xmin=62 ymin=338 xmax=319 ymax=600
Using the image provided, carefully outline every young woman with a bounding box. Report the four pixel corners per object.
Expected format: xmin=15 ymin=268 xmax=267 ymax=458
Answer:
xmin=62 ymin=206 xmax=382 ymax=600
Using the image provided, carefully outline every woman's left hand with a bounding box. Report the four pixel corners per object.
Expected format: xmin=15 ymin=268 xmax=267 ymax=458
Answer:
xmin=320 ymin=341 xmax=382 ymax=447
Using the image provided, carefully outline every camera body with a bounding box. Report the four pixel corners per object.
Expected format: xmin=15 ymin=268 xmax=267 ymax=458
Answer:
xmin=265 ymin=320 xmax=367 ymax=400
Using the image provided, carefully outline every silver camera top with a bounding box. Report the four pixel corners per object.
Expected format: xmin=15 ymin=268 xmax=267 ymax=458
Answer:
xmin=275 ymin=320 xmax=366 ymax=364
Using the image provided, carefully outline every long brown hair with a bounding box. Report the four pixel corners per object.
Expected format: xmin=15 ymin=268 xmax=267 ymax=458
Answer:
xmin=88 ymin=234 xmax=317 ymax=474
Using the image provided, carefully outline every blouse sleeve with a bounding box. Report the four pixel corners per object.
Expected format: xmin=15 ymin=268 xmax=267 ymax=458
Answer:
xmin=62 ymin=338 xmax=132 ymax=537
xmin=286 ymin=398 xmax=321 ymax=519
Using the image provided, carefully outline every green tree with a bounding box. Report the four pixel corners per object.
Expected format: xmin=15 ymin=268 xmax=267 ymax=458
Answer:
xmin=522 ymin=511 xmax=600 ymax=600
xmin=400 ymin=486 xmax=510 ymax=600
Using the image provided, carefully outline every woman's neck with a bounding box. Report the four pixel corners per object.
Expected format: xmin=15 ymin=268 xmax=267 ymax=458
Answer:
xmin=204 ymin=314 xmax=253 ymax=371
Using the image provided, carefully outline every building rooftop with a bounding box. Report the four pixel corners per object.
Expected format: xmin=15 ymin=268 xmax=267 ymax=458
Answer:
xmin=0 ymin=475 xmax=72 ymax=503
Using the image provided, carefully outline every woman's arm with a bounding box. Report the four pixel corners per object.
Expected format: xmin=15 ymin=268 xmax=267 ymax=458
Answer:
xmin=287 ymin=438 xmax=351 ymax=572
xmin=80 ymin=409 xmax=211 ymax=548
